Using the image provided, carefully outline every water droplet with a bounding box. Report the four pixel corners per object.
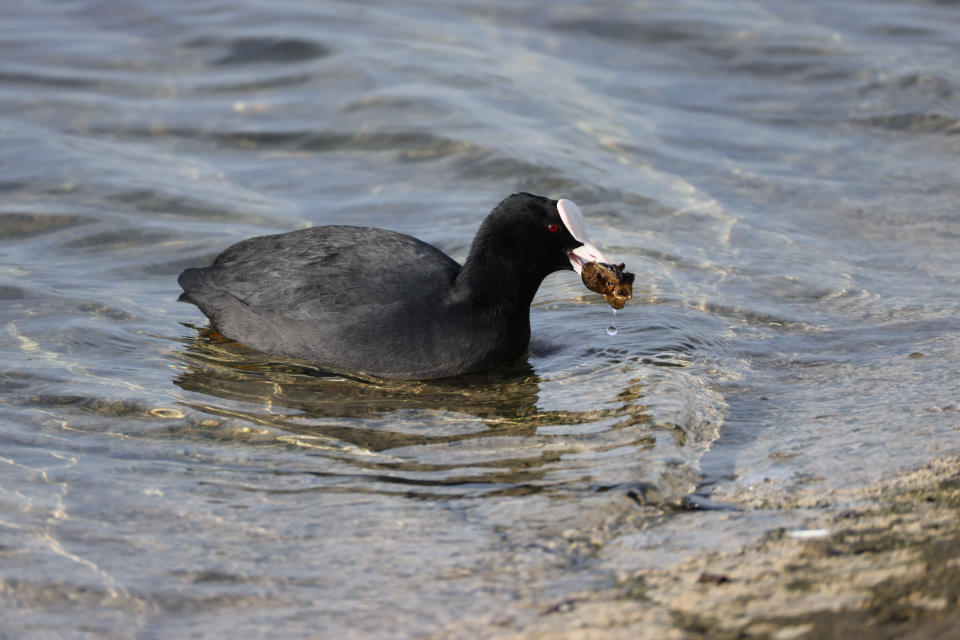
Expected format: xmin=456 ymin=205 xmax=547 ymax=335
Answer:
xmin=606 ymin=308 xmax=618 ymax=336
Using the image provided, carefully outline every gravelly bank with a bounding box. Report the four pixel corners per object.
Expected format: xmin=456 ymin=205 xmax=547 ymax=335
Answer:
xmin=438 ymin=454 xmax=960 ymax=639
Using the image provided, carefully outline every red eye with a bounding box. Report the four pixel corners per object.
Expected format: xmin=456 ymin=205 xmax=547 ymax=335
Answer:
xmin=547 ymin=223 xmax=559 ymax=232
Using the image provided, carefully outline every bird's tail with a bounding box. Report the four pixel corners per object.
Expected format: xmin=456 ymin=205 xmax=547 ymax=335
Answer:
xmin=177 ymin=267 xmax=213 ymax=304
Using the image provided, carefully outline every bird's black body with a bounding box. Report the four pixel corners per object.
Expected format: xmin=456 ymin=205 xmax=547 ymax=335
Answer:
xmin=178 ymin=193 xmax=593 ymax=379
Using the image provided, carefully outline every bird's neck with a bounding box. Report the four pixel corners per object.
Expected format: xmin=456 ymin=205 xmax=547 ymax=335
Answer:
xmin=458 ymin=260 xmax=538 ymax=313
xmin=455 ymin=237 xmax=547 ymax=321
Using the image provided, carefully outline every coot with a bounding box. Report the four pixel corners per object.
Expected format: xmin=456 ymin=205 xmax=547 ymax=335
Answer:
xmin=178 ymin=193 xmax=613 ymax=379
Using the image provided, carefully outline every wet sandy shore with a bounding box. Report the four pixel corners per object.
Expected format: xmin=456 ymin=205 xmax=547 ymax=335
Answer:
xmin=439 ymin=455 xmax=960 ymax=639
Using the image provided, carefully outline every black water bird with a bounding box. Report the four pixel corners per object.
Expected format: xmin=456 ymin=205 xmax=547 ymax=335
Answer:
xmin=178 ymin=193 xmax=611 ymax=379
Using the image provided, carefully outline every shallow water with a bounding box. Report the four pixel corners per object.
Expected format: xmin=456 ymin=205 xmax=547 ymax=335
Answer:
xmin=2 ymin=0 xmax=959 ymax=636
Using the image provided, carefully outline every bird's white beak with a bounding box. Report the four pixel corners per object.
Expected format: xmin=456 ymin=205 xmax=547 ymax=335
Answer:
xmin=558 ymin=199 xmax=609 ymax=274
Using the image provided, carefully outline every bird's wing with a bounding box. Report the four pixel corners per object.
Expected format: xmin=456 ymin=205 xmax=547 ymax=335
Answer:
xmin=198 ymin=226 xmax=461 ymax=320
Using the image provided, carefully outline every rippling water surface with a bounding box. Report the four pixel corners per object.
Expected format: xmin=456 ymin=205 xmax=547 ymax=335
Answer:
xmin=2 ymin=0 xmax=959 ymax=636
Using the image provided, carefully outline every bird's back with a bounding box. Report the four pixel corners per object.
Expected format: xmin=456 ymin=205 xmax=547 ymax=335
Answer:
xmin=182 ymin=226 xmax=460 ymax=318
xmin=178 ymin=226 xmax=496 ymax=378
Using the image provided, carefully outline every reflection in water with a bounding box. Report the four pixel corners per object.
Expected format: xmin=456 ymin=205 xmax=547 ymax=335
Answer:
xmin=173 ymin=326 xmax=662 ymax=498
xmin=175 ymin=328 xmax=545 ymax=421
